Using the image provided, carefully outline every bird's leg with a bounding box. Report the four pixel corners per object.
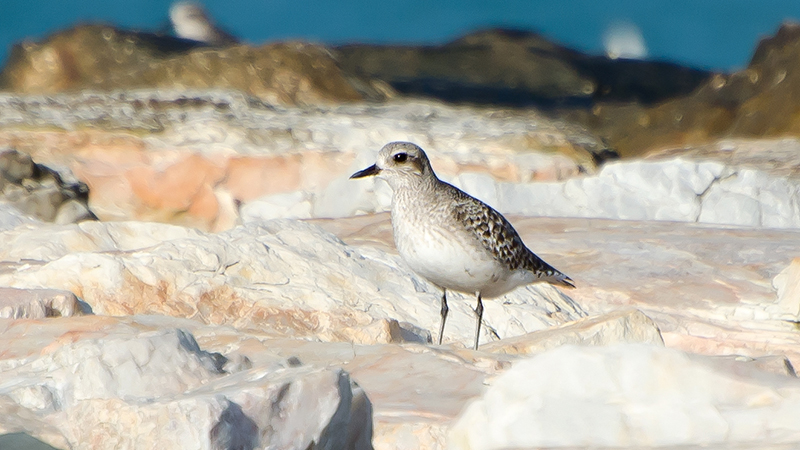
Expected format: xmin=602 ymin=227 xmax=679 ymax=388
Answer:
xmin=473 ymin=292 xmax=483 ymax=350
xmin=437 ymin=289 xmax=449 ymax=345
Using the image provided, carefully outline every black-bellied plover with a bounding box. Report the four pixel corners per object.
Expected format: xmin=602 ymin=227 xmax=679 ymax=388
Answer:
xmin=351 ymin=142 xmax=574 ymax=350
xmin=169 ymin=1 xmax=239 ymax=45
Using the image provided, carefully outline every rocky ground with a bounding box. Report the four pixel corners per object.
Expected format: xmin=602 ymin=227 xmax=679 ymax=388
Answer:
xmin=1 ymin=20 xmax=800 ymax=450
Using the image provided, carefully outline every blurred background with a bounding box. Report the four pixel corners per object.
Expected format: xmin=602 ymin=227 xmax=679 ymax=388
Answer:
xmin=2 ymin=0 xmax=800 ymax=70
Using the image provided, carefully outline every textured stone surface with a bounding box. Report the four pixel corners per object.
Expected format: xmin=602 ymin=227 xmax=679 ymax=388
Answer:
xmin=481 ymin=308 xmax=663 ymax=355
xmin=0 ymin=148 xmax=94 ymax=224
xmin=0 ymin=219 xmax=585 ymax=347
xmin=0 ymin=203 xmax=37 ymax=231
xmin=773 ymin=258 xmax=800 ymax=321
xmin=0 ymin=319 xmax=369 ymax=450
xmin=1 ymin=210 xmax=799 ymax=449
xmin=315 ymin=213 xmax=800 ymax=366
xmin=0 ymin=287 xmax=82 ymax=319
xmin=448 ymin=344 xmax=800 ymax=449
xmin=559 ymin=22 xmax=800 ymax=157
xmin=335 ymin=28 xmax=711 ymax=106
xmin=365 ymin=146 xmax=800 ymax=229
xmin=0 ymin=24 xmax=375 ymax=105
xmin=0 ymin=91 xmax=603 ymax=229
xmin=0 ymin=304 xmax=666 ymax=450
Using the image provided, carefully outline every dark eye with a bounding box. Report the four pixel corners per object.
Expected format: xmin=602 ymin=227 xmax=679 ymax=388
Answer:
xmin=393 ymin=153 xmax=408 ymax=163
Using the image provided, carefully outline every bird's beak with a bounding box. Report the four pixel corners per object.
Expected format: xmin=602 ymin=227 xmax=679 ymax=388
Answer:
xmin=350 ymin=164 xmax=381 ymax=179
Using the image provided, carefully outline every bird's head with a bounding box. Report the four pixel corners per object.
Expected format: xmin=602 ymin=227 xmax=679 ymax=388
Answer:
xmin=350 ymin=142 xmax=435 ymax=189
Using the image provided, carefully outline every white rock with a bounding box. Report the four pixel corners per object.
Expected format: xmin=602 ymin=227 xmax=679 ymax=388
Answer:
xmin=773 ymin=258 xmax=800 ymax=320
xmin=0 ymin=203 xmax=38 ymax=231
xmin=0 ymin=287 xmax=81 ymax=319
xmin=338 ymin=155 xmax=800 ymax=229
xmin=481 ymin=309 xmax=664 ymax=355
xmin=0 ymin=326 xmax=369 ymax=450
xmin=0 ymin=219 xmax=585 ymax=347
xmin=448 ymin=344 xmax=800 ymax=449
xmin=241 ymin=191 xmax=313 ymax=222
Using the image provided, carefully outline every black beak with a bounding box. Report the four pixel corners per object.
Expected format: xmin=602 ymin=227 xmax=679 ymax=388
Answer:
xmin=350 ymin=164 xmax=381 ymax=179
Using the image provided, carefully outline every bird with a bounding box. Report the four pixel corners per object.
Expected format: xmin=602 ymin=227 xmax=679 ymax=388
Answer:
xmin=350 ymin=142 xmax=574 ymax=350
xmin=169 ymin=1 xmax=239 ymax=46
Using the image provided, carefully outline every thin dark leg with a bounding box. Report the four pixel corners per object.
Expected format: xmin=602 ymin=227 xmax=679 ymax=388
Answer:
xmin=473 ymin=292 xmax=483 ymax=350
xmin=437 ymin=289 xmax=449 ymax=345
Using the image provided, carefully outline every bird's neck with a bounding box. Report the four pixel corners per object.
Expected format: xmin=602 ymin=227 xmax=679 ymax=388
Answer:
xmin=390 ymin=175 xmax=444 ymax=216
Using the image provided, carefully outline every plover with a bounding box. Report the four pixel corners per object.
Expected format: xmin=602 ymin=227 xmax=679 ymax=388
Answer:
xmin=169 ymin=1 xmax=239 ymax=45
xmin=351 ymin=142 xmax=574 ymax=350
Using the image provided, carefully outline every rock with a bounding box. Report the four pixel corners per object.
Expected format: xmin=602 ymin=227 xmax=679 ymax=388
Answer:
xmin=481 ymin=309 xmax=664 ymax=355
xmin=0 ymin=219 xmax=586 ymax=346
xmin=0 ymin=149 xmax=34 ymax=182
xmin=2 ymin=209 xmax=800 ymax=449
xmin=375 ymin=153 xmax=800 ymax=229
xmin=773 ymin=258 xmax=800 ymax=321
xmin=0 ymin=203 xmax=38 ymax=231
xmin=0 ymin=309 xmax=665 ymax=450
xmin=558 ymin=22 xmax=800 ymax=157
xmin=0 ymin=24 xmax=380 ymax=105
xmin=335 ymin=28 xmax=711 ymax=107
xmin=314 ymin=213 xmax=800 ymax=367
xmin=0 ymin=92 xmax=605 ymax=229
xmin=0 ymin=148 xmax=94 ymax=224
xmin=0 ymin=287 xmax=82 ymax=319
xmin=240 ymin=191 xmax=313 ymax=222
xmin=53 ymin=199 xmax=94 ymax=224
xmin=0 ymin=433 xmax=64 ymax=450
xmin=448 ymin=344 xmax=800 ymax=449
xmin=0 ymin=321 xmax=370 ymax=450
xmin=169 ymin=2 xmax=239 ymax=45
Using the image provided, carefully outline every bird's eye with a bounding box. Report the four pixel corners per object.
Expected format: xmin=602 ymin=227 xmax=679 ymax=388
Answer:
xmin=393 ymin=153 xmax=408 ymax=163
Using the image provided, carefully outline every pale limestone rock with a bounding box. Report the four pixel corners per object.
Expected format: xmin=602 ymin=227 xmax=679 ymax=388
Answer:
xmin=481 ymin=309 xmax=663 ymax=355
xmin=0 ymin=287 xmax=81 ymax=319
xmin=315 ymin=213 xmax=800 ymax=367
xmin=0 ymin=203 xmax=38 ymax=231
xmin=0 ymin=321 xmax=370 ymax=450
xmin=342 ymin=155 xmax=800 ymax=229
xmin=0 ymin=304 xmax=670 ymax=450
xmin=0 ymin=219 xmax=585 ymax=347
xmin=448 ymin=344 xmax=800 ymax=449
xmin=373 ymin=422 xmax=447 ymax=450
xmin=773 ymin=258 xmax=800 ymax=320
xmin=240 ymin=191 xmax=313 ymax=222
xmin=53 ymin=199 xmax=94 ymax=225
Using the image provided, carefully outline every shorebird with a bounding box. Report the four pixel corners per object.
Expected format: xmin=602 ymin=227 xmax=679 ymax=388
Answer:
xmin=169 ymin=1 xmax=239 ymax=45
xmin=350 ymin=142 xmax=574 ymax=350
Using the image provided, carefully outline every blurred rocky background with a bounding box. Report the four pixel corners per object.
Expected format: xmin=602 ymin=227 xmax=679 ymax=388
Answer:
xmin=1 ymin=2 xmax=800 ymax=450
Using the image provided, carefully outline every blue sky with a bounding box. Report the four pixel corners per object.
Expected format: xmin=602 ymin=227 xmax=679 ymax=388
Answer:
xmin=1 ymin=1 xmax=799 ymax=71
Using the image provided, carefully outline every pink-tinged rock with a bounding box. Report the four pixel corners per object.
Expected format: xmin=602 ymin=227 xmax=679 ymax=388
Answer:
xmin=126 ymin=153 xmax=226 ymax=211
xmin=224 ymin=155 xmax=303 ymax=201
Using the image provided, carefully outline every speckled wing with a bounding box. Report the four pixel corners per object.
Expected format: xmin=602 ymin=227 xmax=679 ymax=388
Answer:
xmin=449 ymin=187 xmax=575 ymax=288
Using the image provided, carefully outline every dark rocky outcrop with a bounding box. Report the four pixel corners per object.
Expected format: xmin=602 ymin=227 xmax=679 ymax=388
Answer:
xmin=0 ymin=148 xmax=95 ymax=223
xmin=557 ymin=22 xmax=800 ymax=156
xmin=334 ymin=28 xmax=713 ymax=108
xmin=0 ymin=24 xmax=387 ymax=105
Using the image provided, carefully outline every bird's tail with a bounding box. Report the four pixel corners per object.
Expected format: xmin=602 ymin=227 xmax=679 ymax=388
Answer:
xmin=553 ymin=273 xmax=575 ymax=289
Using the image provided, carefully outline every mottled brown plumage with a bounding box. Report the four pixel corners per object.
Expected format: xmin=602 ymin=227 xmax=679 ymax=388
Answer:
xmin=449 ymin=187 xmax=575 ymax=288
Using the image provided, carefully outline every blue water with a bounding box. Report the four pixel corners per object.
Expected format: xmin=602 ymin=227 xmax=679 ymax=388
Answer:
xmin=1 ymin=0 xmax=800 ymax=72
